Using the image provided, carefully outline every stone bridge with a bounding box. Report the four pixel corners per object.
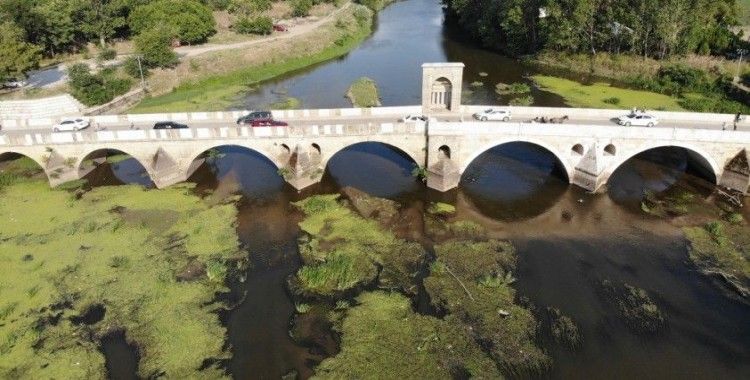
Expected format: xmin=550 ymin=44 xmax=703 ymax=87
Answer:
xmin=1 ymin=63 xmax=748 ymax=194
xmin=1 ymin=116 xmax=749 ymax=194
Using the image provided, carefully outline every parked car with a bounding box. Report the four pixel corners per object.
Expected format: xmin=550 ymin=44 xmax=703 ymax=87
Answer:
xmin=52 ymin=118 xmax=89 ymax=132
xmin=617 ymin=113 xmax=658 ymax=127
xmin=250 ymin=119 xmax=288 ymax=127
xmin=273 ymin=24 xmax=288 ymax=32
xmin=399 ymin=115 xmax=427 ymax=123
xmin=153 ymin=121 xmax=188 ymax=129
xmin=237 ymin=111 xmax=272 ymax=125
xmin=473 ymin=108 xmax=511 ymax=121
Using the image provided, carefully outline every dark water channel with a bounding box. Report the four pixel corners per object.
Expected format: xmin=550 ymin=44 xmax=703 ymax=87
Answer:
xmin=84 ymin=139 xmax=750 ymax=380
xmin=236 ymin=0 xmax=567 ymax=110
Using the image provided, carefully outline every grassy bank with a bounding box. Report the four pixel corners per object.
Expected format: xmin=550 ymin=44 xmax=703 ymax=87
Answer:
xmin=131 ymin=4 xmax=374 ymax=112
xmin=0 ymin=177 xmax=240 ymax=378
xmin=533 ymin=75 xmax=687 ymax=111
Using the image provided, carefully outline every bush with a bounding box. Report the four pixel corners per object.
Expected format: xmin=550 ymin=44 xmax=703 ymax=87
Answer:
xmin=123 ymin=56 xmax=149 ymax=79
xmin=356 ymin=0 xmax=385 ymax=11
xmin=291 ymin=0 xmax=313 ymax=17
xmin=134 ymin=26 xmax=178 ymax=68
xmin=657 ymin=64 xmax=711 ymax=94
xmin=352 ymin=5 xmax=372 ymax=25
xmin=130 ymin=0 xmax=216 ymax=44
xmin=603 ymin=97 xmax=621 ymax=105
xmin=97 ymin=47 xmax=117 ymax=61
xmin=67 ymin=64 xmax=132 ymax=106
xmin=233 ymin=16 xmax=273 ymax=35
xmin=509 ymin=95 xmax=534 ymax=106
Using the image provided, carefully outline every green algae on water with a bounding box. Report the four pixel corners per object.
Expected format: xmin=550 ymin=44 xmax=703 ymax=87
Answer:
xmin=0 ymin=180 xmax=241 ymax=378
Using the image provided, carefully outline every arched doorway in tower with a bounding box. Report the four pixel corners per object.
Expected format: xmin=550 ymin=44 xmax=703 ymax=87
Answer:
xmin=430 ymin=77 xmax=453 ymax=110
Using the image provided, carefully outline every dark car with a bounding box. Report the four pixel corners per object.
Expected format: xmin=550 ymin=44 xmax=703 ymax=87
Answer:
xmin=237 ymin=111 xmax=272 ymax=125
xmin=250 ymin=119 xmax=288 ymax=127
xmin=153 ymin=121 xmax=188 ymax=129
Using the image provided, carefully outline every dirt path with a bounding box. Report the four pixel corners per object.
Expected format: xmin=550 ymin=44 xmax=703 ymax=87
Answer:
xmin=175 ymin=2 xmax=353 ymax=59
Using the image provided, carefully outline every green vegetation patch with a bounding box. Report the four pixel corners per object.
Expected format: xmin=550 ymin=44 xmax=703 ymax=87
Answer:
xmin=292 ymin=194 xmax=425 ymax=296
xmin=269 ymin=96 xmax=301 ymax=110
xmin=313 ymin=291 xmax=503 ymax=379
xmin=346 ymin=77 xmax=381 ymax=107
xmin=0 ymin=181 xmax=240 ymax=378
xmin=599 ymin=280 xmax=665 ymax=334
xmin=424 ymin=240 xmax=550 ymax=374
xmin=533 ymin=75 xmax=686 ymax=111
xmin=684 ymin=220 xmax=750 ymax=296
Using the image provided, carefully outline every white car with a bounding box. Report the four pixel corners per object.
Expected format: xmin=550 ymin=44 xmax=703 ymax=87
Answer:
xmin=2 ymin=80 xmax=26 ymax=89
xmin=52 ymin=118 xmax=90 ymax=132
xmin=473 ymin=108 xmax=511 ymax=121
xmin=617 ymin=113 xmax=658 ymax=127
xmin=399 ymin=115 xmax=427 ymax=123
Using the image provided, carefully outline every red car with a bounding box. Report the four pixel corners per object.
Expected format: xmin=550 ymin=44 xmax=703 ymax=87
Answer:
xmin=273 ymin=24 xmax=288 ymax=32
xmin=250 ymin=119 xmax=288 ymax=127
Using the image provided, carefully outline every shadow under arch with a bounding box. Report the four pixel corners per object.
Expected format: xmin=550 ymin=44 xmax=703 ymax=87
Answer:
xmin=459 ymin=141 xmax=570 ymax=221
xmin=0 ymin=151 xmax=47 ymax=180
xmin=607 ymin=145 xmax=718 ymax=204
xmin=78 ymin=149 xmax=154 ymax=188
xmin=187 ymin=145 xmax=286 ymax=198
xmin=320 ymin=141 xmax=422 ymax=200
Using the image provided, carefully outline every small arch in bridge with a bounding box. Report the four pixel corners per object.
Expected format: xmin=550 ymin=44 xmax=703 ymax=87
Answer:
xmin=604 ymin=144 xmax=617 ymax=156
xmin=78 ymin=149 xmax=154 ymax=187
xmin=438 ymin=145 xmax=451 ymax=159
xmin=571 ymin=144 xmax=584 ymax=156
xmin=280 ymin=144 xmax=291 ymax=155
xmin=311 ymin=143 xmax=321 ymax=156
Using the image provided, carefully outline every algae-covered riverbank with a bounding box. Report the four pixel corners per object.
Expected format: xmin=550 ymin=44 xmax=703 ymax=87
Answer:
xmin=0 ymin=169 xmax=241 ymax=377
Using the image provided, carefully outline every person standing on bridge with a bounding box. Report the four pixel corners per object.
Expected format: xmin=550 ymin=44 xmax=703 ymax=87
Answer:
xmin=734 ymin=113 xmax=741 ymax=130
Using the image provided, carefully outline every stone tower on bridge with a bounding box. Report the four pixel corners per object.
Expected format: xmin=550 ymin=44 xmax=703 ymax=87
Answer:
xmin=421 ymin=63 xmax=464 ymax=115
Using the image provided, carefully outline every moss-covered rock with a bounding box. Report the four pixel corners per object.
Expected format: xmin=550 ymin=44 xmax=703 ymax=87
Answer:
xmin=0 ymin=180 xmax=240 ymax=378
xmin=313 ymin=292 xmax=503 ymax=379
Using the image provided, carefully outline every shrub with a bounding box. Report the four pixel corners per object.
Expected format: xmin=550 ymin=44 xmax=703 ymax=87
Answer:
xmin=509 ymin=95 xmax=534 ymax=106
xmin=97 ymin=47 xmax=117 ymax=61
xmin=134 ymin=26 xmax=178 ymax=68
xmin=603 ymin=96 xmax=621 ymax=105
xmin=356 ymin=0 xmax=385 ymax=11
xmin=233 ymin=16 xmax=273 ymax=35
xmin=67 ymin=64 xmax=132 ymax=106
xmin=123 ymin=56 xmax=149 ymax=79
xmin=656 ymin=64 xmax=710 ymax=94
xmin=130 ymin=0 xmax=216 ymax=44
xmin=352 ymin=5 xmax=371 ymax=25
xmin=291 ymin=0 xmax=313 ymax=17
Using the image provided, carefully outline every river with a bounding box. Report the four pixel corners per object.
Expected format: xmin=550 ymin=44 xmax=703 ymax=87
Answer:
xmin=79 ymin=0 xmax=750 ymax=378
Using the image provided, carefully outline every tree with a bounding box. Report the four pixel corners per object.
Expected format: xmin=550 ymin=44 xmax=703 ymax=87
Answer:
xmin=81 ymin=0 xmax=131 ymax=47
xmin=134 ymin=25 xmax=178 ymax=68
xmin=228 ymin=0 xmax=272 ymax=17
xmin=130 ymin=0 xmax=216 ymax=44
xmin=0 ymin=22 xmax=42 ymax=81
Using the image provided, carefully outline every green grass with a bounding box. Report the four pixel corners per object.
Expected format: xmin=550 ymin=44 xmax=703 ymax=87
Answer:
xmin=313 ymin=292 xmax=503 ymax=379
xmin=741 ymin=0 xmax=750 ymax=25
xmin=533 ymin=75 xmax=687 ymax=111
xmin=684 ymin=221 xmax=750 ymax=286
xmin=346 ymin=77 xmax=381 ymax=107
xmin=0 ymin=180 xmax=240 ymax=378
xmin=131 ymin=8 xmax=375 ymax=113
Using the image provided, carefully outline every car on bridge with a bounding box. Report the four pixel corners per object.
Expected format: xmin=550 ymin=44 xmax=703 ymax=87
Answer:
xmin=237 ymin=111 xmax=273 ymax=125
xmin=473 ymin=108 xmax=511 ymax=121
xmin=52 ymin=118 xmax=89 ymax=132
xmin=249 ymin=120 xmax=288 ymax=127
xmin=617 ymin=113 xmax=659 ymax=127
xmin=153 ymin=121 xmax=188 ymax=129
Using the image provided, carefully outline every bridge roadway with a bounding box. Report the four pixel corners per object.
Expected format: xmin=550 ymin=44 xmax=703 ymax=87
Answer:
xmin=1 ymin=105 xmax=748 ymax=195
xmin=0 ymin=108 xmax=740 ymax=136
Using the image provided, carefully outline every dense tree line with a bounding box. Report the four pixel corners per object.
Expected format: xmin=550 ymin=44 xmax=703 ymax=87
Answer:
xmin=444 ymin=0 xmax=747 ymax=58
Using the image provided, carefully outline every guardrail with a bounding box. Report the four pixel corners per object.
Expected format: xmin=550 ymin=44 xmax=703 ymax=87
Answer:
xmin=0 ymin=121 xmax=425 ymax=147
xmin=0 ymin=105 xmax=424 ymax=130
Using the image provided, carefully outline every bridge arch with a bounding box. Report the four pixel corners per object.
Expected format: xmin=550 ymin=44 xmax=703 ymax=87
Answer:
xmin=322 ymin=140 xmax=422 ymax=168
xmin=0 ymin=151 xmax=48 ymax=174
xmin=76 ymin=148 xmax=156 ymax=184
xmin=461 ymin=139 xmax=573 ymax=181
xmin=605 ymin=143 xmax=720 ymax=184
xmin=184 ymin=143 xmax=285 ymax=178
